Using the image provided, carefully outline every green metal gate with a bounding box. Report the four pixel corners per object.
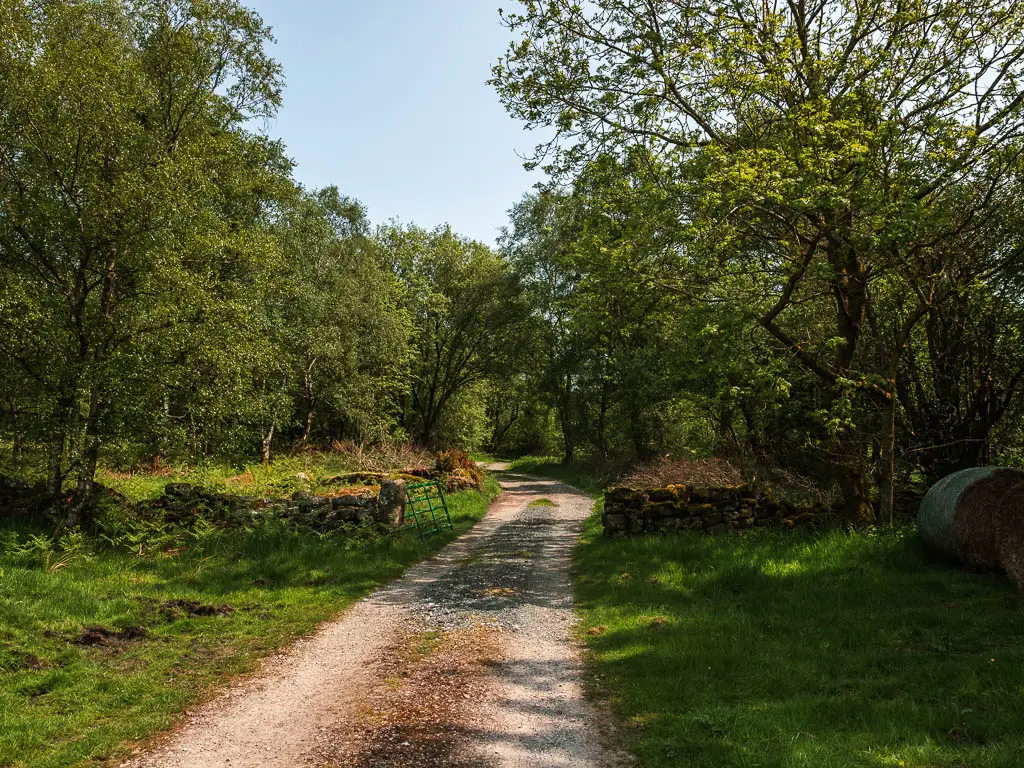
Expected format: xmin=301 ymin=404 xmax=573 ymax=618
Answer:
xmin=401 ymin=480 xmax=453 ymax=540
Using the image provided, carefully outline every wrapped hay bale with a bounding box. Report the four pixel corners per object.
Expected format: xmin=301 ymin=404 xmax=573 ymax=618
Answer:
xmin=918 ymin=467 xmax=1024 ymax=568
xmin=996 ymin=482 xmax=1024 ymax=591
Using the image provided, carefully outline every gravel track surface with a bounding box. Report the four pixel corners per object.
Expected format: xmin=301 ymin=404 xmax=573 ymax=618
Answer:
xmin=122 ymin=470 xmax=621 ymax=768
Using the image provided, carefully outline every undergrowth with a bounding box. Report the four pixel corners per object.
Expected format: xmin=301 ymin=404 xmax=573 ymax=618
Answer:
xmin=95 ymin=448 xmax=431 ymax=502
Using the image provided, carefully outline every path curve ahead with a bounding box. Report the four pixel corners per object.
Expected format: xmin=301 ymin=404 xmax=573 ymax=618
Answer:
xmin=123 ymin=469 xmax=622 ymax=768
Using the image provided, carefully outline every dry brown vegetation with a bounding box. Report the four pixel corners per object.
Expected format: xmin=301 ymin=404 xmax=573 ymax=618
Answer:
xmin=619 ymin=455 xmax=745 ymax=489
xmin=327 ymin=440 xmax=436 ymax=474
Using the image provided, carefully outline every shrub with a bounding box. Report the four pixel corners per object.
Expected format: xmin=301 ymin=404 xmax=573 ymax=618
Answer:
xmin=1 ymin=528 xmax=93 ymax=571
xmin=435 ymin=449 xmax=484 ymax=490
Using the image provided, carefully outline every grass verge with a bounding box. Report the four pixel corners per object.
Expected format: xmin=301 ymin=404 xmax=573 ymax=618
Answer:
xmin=504 ymin=456 xmax=606 ymax=496
xmin=574 ymin=515 xmax=1024 ymax=767
xmin=94 ymin=453 xmax=429 ymax=502
xmin=0 ymin=477 xmax=500 ymax=768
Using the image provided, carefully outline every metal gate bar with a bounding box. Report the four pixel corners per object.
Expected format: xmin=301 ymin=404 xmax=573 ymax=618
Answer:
xmin=401 ymin=480 xmax=452 ymax=540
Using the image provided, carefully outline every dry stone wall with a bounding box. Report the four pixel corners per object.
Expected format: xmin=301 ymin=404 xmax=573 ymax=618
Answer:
xmin=602 ymin=484 xmax=824 ymax=536
xmin=0 ymin=469 xmax=465 ymax=533
xmin=143 ymin=480 xmax=407 ymax=533
xmin=0 ymin=476 xmax=48 ymax=519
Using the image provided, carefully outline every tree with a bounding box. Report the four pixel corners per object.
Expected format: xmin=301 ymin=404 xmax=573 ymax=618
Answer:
xmin=0 ymin=0 xmax=285 ymax=525
xmin=898 ymin=281 xmax=1024 ymax=483
xmin=494 ymin=0 xmax=1024 ymax=520
xmin=502 ymin=157 xmax=664 ymax=463
xmin=255 ymin=187 xmax=412 ymax=461
xmin=501 ymin=190 xmax=587 ymax=463
xmin=380 ymin=224 xmax=531 ymax=448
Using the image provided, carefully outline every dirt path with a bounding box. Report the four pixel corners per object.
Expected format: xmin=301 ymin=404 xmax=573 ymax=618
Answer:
xmin=122 ymin=470 xmax=621 ymax=768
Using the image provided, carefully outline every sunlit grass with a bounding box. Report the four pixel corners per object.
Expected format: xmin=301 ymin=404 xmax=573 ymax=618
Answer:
xmin=96 ymin=453 xmax=412 ymax=502
xmin=574 ymin=513 xmax=1024 ymax=768
xmin=527 ymin=497 xmax=557 ymax=507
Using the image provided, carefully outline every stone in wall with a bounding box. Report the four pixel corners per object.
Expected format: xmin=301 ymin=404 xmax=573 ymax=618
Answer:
xmin=376 ymin=479 xmax=407 ymax=528
xmin=0 ymin=474 xmax=416 ymax=535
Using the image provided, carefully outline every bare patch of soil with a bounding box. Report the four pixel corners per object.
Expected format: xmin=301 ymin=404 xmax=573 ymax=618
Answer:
xmin=76 ymin=625 xmax=148 ymax=646
xmin=158 ymin=600 xmax=234 ymax=620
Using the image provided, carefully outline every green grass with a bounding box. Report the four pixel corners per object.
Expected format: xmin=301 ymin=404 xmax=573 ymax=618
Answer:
xmin=528 ymin=498 xmax=557 ymax=507
xmin=0 ymin=478 xmax=500 ymax=768
xmin=574 ymin=514 xmax=1024 ymax=768
xmin=95 ymin=453 xmax=422 ymax=502
xmin=2 ymin=449 xmax=345 ymax=499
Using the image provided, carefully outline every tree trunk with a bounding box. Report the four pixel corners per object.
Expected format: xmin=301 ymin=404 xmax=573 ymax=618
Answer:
xmin=596 ymin=382 xmax=610 ymax=458
xmin=717 ymin=403 xmax=735 ymax=451
xmin=261 ymin=424 xmax=275 ymax=464
xmin=301 ymin=363 xmax=316 ymax=443
xmin=148 ymin=394 xmax=171 ymax=464
xmin=10 ymin=403 xmax=23 ymax=463
xmin=488 ymin=404 xmax=519 ymax=454
xmin=45 ymin=379 xmax=82 ymax=522
xmin=740 ymin=399 xmax=764 ymax=457
xmin=558 ymin=395 xmax=576 ymax=465
xmin=63 ymin=442 xmax=100 ymax=531
xmin=417 ymin=400 xmax=441 ymax=448
xmin=838 ymin=463 xmax=875 ymax=524
xmin=878 ymin=389 xmax=897 ymax=525
xmin=562 ymin=439 xmax=576 ymax=465
xmin=302 ymin=407 xmax=315 ymax=443
xmin=627 ymin=402 xmax=650 ymax=462
xmin=45 ymin=431 xmax=66 ymax=520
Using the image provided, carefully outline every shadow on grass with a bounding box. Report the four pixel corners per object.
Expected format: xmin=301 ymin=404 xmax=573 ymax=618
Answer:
xmin=575 ymin=521 xmax=1024 ymax=768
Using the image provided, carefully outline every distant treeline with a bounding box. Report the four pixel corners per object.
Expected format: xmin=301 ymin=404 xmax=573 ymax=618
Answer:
xmin=3 ymin=0 xmax=1024 ymax=528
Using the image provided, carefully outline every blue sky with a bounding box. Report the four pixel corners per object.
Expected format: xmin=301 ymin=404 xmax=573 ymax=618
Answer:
xmin=245 ymin=0 xmax=543 ymax=245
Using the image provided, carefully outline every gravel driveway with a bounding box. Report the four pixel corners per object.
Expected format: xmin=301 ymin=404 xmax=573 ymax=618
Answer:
xmin=122 ymin=469 xmax=623 ymax=768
